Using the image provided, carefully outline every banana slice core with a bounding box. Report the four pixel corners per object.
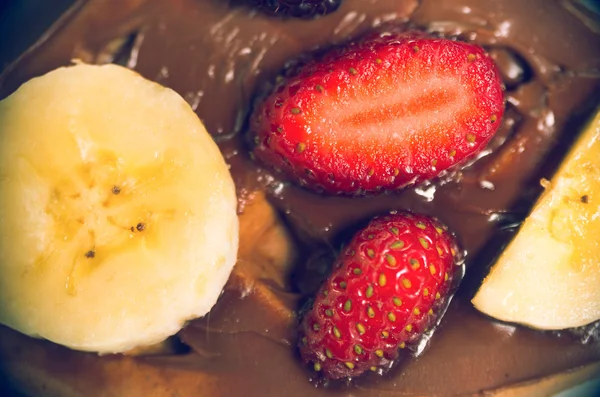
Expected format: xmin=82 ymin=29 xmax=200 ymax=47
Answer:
xmin=0 ymin=64 xmax=239 ymax=353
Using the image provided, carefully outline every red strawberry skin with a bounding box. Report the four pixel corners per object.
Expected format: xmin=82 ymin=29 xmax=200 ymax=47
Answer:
xmin=250 ymin=30 xmax=504 ymax=195
xmin=298 ymin=212 xmax=464 ymax=379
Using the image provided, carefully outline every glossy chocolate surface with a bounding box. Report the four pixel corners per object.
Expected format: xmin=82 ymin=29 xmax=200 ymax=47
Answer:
xmin=1 ymin=0 xmax=600 ymax=395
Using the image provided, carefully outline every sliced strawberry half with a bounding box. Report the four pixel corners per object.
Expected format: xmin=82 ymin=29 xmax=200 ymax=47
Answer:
xmin=250 ymin=30 xmax=505 ymax=195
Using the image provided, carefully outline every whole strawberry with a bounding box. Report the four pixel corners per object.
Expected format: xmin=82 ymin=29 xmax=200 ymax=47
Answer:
xmin=298 ymin=212 xmax=464 ymax=379
xmin=250 ymin=29 xmax=504 ymax=195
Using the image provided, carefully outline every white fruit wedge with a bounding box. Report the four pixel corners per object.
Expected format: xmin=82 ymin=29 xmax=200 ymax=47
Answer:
xmin=0 ymin=64 xmax=239 ymax=353
xmin=473 ymin=108 xmax=600 ymax=330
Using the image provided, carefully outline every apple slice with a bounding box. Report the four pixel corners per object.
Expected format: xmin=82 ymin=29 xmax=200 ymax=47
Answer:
xmin=472 ymin=109 xmax=600 ymax=330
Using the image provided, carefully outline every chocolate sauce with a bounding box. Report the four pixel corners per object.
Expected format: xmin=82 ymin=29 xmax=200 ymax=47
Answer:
xmin=1 ymin=0 xmax=600 ymax=396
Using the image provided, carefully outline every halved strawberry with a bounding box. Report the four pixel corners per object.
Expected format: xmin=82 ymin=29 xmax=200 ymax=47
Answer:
xmin=250 ymin=29 xmax=504 ymax=195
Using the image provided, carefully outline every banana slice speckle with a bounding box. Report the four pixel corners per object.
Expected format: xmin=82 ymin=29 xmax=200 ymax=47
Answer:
xmin=0 ymin=64 xmax=239 ymax=353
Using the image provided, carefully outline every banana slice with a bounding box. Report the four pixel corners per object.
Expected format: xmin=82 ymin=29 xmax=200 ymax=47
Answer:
xmin=472 ymin=108 xmax=600 ymax=329
xmin=0 ymin=64 xmax=239 ymax=353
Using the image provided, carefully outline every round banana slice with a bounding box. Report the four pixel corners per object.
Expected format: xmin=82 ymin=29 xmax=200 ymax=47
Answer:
xmin=0 ymin=64 xmax=239 ymax=353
